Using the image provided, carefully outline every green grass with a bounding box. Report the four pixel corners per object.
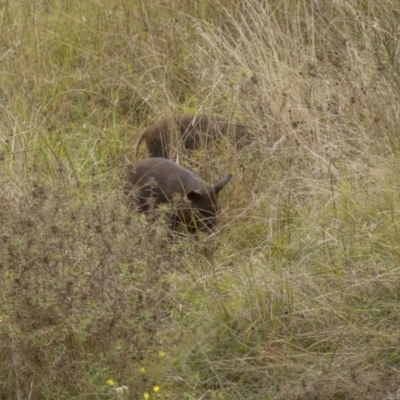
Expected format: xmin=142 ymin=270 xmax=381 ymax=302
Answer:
xmin=1 ymin=0 xmax=400 ymax=399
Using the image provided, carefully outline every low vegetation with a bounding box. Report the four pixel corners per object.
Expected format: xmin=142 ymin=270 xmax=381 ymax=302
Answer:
xmin=1 ymin=0 xmax=400 ymax=399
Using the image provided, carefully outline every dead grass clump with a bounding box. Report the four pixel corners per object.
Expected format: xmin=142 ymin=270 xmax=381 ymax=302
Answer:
xmin=0 ymin=176 xmax=182 ymax=398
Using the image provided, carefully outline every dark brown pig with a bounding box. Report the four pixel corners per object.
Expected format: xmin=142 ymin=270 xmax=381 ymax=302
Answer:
xmin=125 ymin=158 xmax=232 ymax=235
xmin=135 ymin=114 xmax=251 ymax=159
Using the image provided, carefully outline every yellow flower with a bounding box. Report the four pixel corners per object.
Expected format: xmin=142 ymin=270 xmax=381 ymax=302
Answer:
xmin=153 ymin=385 xmax=160 ymax=393
xmin=158 ymin=350 xmax=165 ymax=358
xmin=140 ymin=367 xmax=146 ymax=374
xmin=144 ymin=392 xmax=150 ymax=399
xmin=107 ymin=379 xmax=115 ymax=386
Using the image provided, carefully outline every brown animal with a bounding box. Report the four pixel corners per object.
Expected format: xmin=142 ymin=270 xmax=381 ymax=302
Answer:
xmin=125 ymin=158 xmax=232 ymax=235
xmin=135 ymin=114 xmax=251 ymax=159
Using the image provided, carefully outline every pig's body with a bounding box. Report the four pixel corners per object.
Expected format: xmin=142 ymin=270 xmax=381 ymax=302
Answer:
xmin=125 ymin=158 xmax=232 ymax=234
xmin=135 ymin=114 xmax=250 ymax=159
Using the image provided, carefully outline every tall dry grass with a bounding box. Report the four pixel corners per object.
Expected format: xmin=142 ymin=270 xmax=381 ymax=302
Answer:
xmin=1 ymin=0 xmax=400 ymax=399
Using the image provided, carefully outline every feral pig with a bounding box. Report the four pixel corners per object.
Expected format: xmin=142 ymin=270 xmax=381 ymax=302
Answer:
xmin=125 ymin=158 xmax=232 ymax=235
xmin=135 ymin=114 xmax=251 ymax=159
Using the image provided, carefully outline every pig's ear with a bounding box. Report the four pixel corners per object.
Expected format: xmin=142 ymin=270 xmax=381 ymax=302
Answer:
xmin=214 ymin=173 xmax=232 ymax=193
xmin=186 ymin=190 xmax=203 ymax=201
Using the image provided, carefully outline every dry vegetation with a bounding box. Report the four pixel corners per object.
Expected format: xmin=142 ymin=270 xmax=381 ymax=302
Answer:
xmin=1 ymin=0 xmax=400 ymax=399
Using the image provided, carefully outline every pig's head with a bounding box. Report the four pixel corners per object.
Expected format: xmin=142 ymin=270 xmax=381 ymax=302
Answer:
xmin=177 ymin=173 xmax=232 ymax=233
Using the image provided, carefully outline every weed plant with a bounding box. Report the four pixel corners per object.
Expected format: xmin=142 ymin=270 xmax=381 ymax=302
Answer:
xmin=1 ymin=0 xmax=400 ymax=399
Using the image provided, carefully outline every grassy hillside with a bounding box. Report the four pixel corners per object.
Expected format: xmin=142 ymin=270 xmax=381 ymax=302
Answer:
xmin=1 ymin=0 xmax=400 ymax=399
